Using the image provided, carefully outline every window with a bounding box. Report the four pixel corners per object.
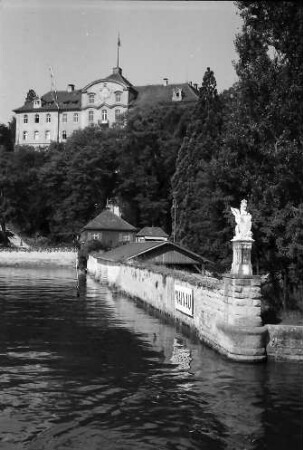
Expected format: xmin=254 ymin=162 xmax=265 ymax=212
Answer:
xmin=34 ymin=131 xmax=39 ymax=140
xmin=23 ymin=131 xmax=28 ymax=141
xmin=88 ymin=110 xmax=94 ymax=123
xmin=62 ymin=113 xmax=67 ymax=122
xmin=93 ymin=233 xmax=100 ymax=240
xmin=62 ymin=130 xmax=67 ymax=140
xmin=115 ymin=92 xmax=121 ymax=102
xmin=119 ymin=233 xmax=131 ymax=243
xmin=35 ymin=114 xmax=40 ymax=123
xmin=23 ymin=114 xmax=28 ymax=124
xmin=46 ymin=113 xmax=51 ymax=123
xmin=115 ymin=109 xmax=121 ymax=120
xmin=101 ymin=109 xmax=107 ymax=122
xmin=45 ymin=130 xmax=51 ymax=141
xmin=73 ymin=113 xmax=79 ymax=123
xmin=88 ymin=93 xmax=95 ymax=104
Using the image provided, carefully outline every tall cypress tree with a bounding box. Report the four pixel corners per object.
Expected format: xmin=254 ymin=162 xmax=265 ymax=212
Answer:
xmin=171 ymin=68 xmax=226 ymax=262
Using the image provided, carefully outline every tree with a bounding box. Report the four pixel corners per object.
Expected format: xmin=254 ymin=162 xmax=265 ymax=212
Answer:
xmin=116 ymin=105 xmax=191 ymax=231
xmin=218 ymin=2 xmax=303 ymax=305
xmin=0 ymin=122 xmax=14 ymax=152
xmin=171 ymin=68 xmax=227 ymax=263
xmin=25 ymin=89 xmax=37 ymax=103
xmin=39 ymin=127 xmax=120 ymax=241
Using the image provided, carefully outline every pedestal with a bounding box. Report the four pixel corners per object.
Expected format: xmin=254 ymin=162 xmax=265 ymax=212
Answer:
xmin=231 ymin=239 xmax=254 ymax=277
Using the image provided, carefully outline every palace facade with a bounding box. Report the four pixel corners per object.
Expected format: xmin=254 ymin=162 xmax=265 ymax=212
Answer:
xmin=14 ymin=65 xmax=199 ymax=148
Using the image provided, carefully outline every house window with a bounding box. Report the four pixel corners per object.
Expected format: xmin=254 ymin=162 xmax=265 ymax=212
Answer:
xmin=93 ymin=233 xmax=100 ymax=240
xmin=88 ymin=93 xmax=95 ymax=104
xmin=119 ymin=233 xmax=131 ymax=242
xmin=45 ymin=130 xmax=51 ymax=141
xmin=62 ymin=113 xmax=67 ymax=122
xmin=35 ymin=114 xmax=39 ymax=123
xmin=46 ymin=113 xmax=51 ymax=123
xmin=73 ymin=113 xmax=79 ymax=123
xmin=88 ymin=110 xmax=94 ymax=123
xmin=101 ymin=109 xmax=107 ymax=122
xmin=62 ymin=130 xmax=67 ymax=140
xmin=115 ymin=92 xmax=121 ymax=102
xmin=115 ymin=109 xmax=121 ymax=120
xmin=34 ymin=131 xmax=39 ymax=140
xmin=23 ymin=114 xmax=28 ymax=124
xmin=23 ymin=131 xmax=28 ymax=141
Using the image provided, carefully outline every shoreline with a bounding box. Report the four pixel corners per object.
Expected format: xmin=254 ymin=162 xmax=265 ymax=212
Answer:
xmin=0 ymin=248 xmax=78 ymax=267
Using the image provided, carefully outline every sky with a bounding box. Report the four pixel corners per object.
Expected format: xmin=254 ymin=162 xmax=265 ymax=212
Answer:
xmin=0 ymin=0 xmax=243 ymax=124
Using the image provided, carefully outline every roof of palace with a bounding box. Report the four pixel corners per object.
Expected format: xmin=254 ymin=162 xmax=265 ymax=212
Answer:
xmin=13 ymin=67 xmax=199 ymax=113
xmin=82 ymin=209 xmax=137 ymax=232
xmin=131 ymin=83 xmax=199 ymax=107
xmin=14 ymin=90 xmax=82 ymax=113
xmin=82 ymin=69 xmax=134 ymax=92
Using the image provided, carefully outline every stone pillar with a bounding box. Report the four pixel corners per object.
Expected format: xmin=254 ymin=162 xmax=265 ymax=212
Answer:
xmin=231 ymin=238 xmax=254 ymax=277
xmin=218 ymin=275 xmax=267 ymax=362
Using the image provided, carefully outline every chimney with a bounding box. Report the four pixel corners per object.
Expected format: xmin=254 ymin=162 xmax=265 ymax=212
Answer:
xmin=67 ymin=84 xmax=75 ymax=92
xmin=163 ymin=78 xmax=169 ymax=87
xmin=194 ymin=83 xmax=198 ymax=90
xmin=189 ymin=81 xmax=192 ymax=86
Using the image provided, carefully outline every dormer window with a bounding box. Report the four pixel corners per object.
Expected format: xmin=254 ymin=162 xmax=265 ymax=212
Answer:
xmin=35 ymin=114 xmax=40 ymax=123
xmin=88 ymin=93 xmax=95 ymax=104
xmin=115 ymin=92 xmax=122 ymax=102
xmin=33 ymin=97 xmax=41 ymax=108
xmin=172 ymin=88 xmax=183 ymax=102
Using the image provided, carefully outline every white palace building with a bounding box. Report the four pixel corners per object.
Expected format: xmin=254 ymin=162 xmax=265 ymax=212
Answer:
xmin=14 ymin=45 xmax=199 ymax=148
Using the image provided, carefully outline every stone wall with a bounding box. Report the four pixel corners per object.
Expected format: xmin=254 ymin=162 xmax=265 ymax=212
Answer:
xmin=0 ymin=249 xmax=77 ymax=267
xmin=266 ymin=325 xmax=303 ymax=361
xmin=87 ymin=256 xmax=267 ymax=362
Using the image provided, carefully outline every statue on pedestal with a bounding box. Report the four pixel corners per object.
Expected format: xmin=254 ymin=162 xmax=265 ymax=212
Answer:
xmin=231 ymin=199 xmax=253 ymax=241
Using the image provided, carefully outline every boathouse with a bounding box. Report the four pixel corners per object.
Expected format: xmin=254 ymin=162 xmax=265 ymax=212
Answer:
xmin=94 ymin=240 xmax=211 ymax=272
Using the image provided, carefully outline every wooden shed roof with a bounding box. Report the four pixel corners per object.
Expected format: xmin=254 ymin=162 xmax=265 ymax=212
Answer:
xmin=96 ymin=241 xmax=211 ymax=266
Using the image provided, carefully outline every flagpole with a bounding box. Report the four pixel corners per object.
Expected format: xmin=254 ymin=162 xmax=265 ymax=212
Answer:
xmin=49 ymin=66 xmax=60 ymax=144
xmin=117 ymin=33 xmax=121 ymax=68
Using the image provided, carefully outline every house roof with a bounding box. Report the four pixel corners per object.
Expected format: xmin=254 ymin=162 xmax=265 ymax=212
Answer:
xmin=137 ymin=227 xmax=169 ymax=238
xmin=13 ymin=90 xmax=82 ymax=113
xmin=97 ymin=241 xmax=163 ymax=262
xmin=82 ymin=68 xmax=134 ymax=92
xmin=131 ymin=83 xmax=199 ymax=108
xmin=96 ymin=240 xmax=210 ymax=265
xmin=83 ymin=209 xmax=137 ymax=232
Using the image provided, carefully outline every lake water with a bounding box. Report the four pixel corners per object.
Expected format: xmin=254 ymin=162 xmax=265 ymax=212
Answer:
xmin=0 ymin=267 xmax=302 ymax=450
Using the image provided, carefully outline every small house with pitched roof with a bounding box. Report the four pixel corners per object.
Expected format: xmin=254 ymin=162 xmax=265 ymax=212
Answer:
xmin=136 ymin=226 xmax=169 ymax=242
xmin=81 ymin=209 xmax=137 ymax=248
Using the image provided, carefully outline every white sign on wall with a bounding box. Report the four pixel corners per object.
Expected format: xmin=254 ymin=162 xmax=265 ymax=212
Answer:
xmin=175 ymin=285 xmax=194 ymax=317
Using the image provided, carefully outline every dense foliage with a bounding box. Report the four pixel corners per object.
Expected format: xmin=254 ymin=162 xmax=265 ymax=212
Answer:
xmin=0 ymin=105 xmax=190 ymax=243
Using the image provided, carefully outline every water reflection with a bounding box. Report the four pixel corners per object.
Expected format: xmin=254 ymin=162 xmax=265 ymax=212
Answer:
xmin=0 ymin=268 xmax=302 ymax=449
